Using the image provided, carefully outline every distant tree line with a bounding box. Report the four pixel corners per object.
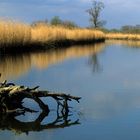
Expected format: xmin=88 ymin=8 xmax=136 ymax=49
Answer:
xmin=32 ymin=0 xmax=106 ymax=29
xmin=32 ymin=16 xmax=78 ymax=29
xmin=31 ymin=0 xmax=140 ymax=34
xmin=100 ymin=25 xmax=140 ymax=34
xmin=31 ymin=17 xmax=140 ymax=34
xmin=120 ymin=25 xmax=140 ymax=34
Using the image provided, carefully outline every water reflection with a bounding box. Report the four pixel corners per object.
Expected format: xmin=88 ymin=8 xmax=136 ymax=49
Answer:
xmin=0 ymin=110 xmax=80 ymax=135
xmin=82 ymin=91 xmax=140 ymax=120
xmin=1 ymin=40 xmax=140 ymax=81
xmin=106 ymin=40 xmax=140 ymax=48
xmin=0 ymin=54 xmax=31 ymax=81
xmin=0 ymin=43 xmax=105 ymax=81
xmin=88 ymin=54 xmax=102 ymax=72
xmin=1 ymin=41 xmax=140 ymax=140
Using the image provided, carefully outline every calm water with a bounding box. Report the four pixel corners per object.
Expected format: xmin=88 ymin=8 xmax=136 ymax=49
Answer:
xmin=1 ymin=40 xmax=140 ymax=139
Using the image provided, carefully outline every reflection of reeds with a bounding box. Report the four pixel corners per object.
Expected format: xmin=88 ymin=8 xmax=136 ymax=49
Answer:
xmin=0 ymin=55 xmax=31 ymax=81
xmin=106 ymin=40 xmax=140 ymax=48
xmin=31 ymin=43 xmax=105 ymax=69
xmin=0 ymin=43 xmax=105 ymax=80
xmin=106 ymin=33 xmax=140 ymax=41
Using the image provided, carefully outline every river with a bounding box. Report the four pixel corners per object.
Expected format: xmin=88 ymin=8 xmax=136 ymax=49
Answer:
xmin=1 ymin=40 xmax=140 ymax=140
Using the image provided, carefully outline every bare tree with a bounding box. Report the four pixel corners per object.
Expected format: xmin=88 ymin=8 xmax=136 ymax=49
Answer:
xmin=86 ymin=0 xmax=106 ymax=28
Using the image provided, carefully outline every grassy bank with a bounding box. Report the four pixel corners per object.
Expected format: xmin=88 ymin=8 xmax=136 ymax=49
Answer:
xmin=0 ymin=20 xmax=105 ymax=52
xmin=106 ymin=33 xmax=140 ymax=40
xmin=0 ymin=20 xmax=31 ymax=48
xmin=31 ymin=24 xmax=105 ymax=44
xmin=2 ymin=20 xmax=140 ymax=53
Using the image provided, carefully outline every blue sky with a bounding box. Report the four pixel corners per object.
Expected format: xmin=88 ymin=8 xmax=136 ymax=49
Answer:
xmin=0 ymin=0 xmax=140 ymax=28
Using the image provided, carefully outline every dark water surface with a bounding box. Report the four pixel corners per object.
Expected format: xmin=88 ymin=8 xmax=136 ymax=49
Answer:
xmin=1 ymin=40 xmax=140 ymax=139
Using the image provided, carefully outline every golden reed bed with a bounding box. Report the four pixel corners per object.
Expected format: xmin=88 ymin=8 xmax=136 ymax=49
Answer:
xmin=2 ymin=20 xmax=140 ymax=49
xmin=0 ymin=20 xmax=105 ymax=49
xmin=31 ymin=24 xmax=105 ymax=43
xmin=106 ymin=33 xmax=140 ymax=40
xmin=0 ymin=20 xmax=31 ymax=47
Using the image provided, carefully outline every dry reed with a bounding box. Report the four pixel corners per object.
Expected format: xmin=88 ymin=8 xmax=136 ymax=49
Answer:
xmin=106 ymin=33 xmax=140 ymax=40
xmin=0 ymin=20 xmax=31 ymax=48
xmin=0 ymin=20 xmax=105 ymax=49
xmin=31 ymin=24 xmax=105 ymax=44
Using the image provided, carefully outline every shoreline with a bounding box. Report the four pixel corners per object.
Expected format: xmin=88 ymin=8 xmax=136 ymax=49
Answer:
xmin=0 ymin=38 xmax=105 ymax=54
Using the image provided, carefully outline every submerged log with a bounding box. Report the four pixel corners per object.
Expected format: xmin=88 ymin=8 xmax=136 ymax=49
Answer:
xmin=0 ymin=80 xmax=81 ymax=114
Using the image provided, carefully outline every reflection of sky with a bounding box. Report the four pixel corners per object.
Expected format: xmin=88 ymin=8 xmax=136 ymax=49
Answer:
xmin=1 ymin=0 xmax=140 ymax=28
xmin=14 ymin=45 xmax=140 ymax=120
xmin=2 ymin=44 xmax=140 ymax=139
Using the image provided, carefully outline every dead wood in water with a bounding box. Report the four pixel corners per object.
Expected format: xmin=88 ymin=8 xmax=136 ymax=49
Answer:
xmin=0 ymin=74 xmax=81 ymax=134
xmin=0 ymin=109 xmax=80 ymax=135
xmin=0 ymin=79 xmax=81 ymax=114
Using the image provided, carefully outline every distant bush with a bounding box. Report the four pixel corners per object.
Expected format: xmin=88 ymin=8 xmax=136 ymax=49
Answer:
xmin=121 ymin=25 xmax=140 ymax=34
xmin=32 ymin=16 xmax=78 ymax=29
xmin=61 ymin=20 xmax=78 ymax=29
xmin=50 ymin=16 xmax=78 ymax=29
xmin=50 ymin=16 xmax=62 ymax=26
xmin=31 ymin=19 xmax=48 ymax=27
xmin=101 ymin=25 xmax=140 ymax=34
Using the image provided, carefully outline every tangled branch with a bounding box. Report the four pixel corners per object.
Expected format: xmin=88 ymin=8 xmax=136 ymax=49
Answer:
xmin=0 ymin=80 xmax=81 ymax=114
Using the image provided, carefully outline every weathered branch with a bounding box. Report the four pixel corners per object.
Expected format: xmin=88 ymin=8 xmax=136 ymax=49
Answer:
xmin=0 ymin=75 xmax=81 ymax=134
xmin=0 ymin=80 xmax=81 ymax=114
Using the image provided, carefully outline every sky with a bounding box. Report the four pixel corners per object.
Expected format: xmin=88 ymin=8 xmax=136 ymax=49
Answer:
xmin=0 ymin=0 xmax=140 ymax=29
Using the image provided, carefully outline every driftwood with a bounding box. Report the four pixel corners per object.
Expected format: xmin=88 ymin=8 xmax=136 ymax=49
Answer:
xmin=0 ymin=79 xmax=81 ymax=114
xmin=0 ymin=74 xmax=81 ymax=134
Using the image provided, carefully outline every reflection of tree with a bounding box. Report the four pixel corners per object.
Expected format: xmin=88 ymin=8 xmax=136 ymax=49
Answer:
xmin=0 ymin=43 xmax=105 ymax=81
xmin=88 ymin=54 xmax=102 ymax=73
xmin=0 ymin=109 xmax=80 ymax=135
